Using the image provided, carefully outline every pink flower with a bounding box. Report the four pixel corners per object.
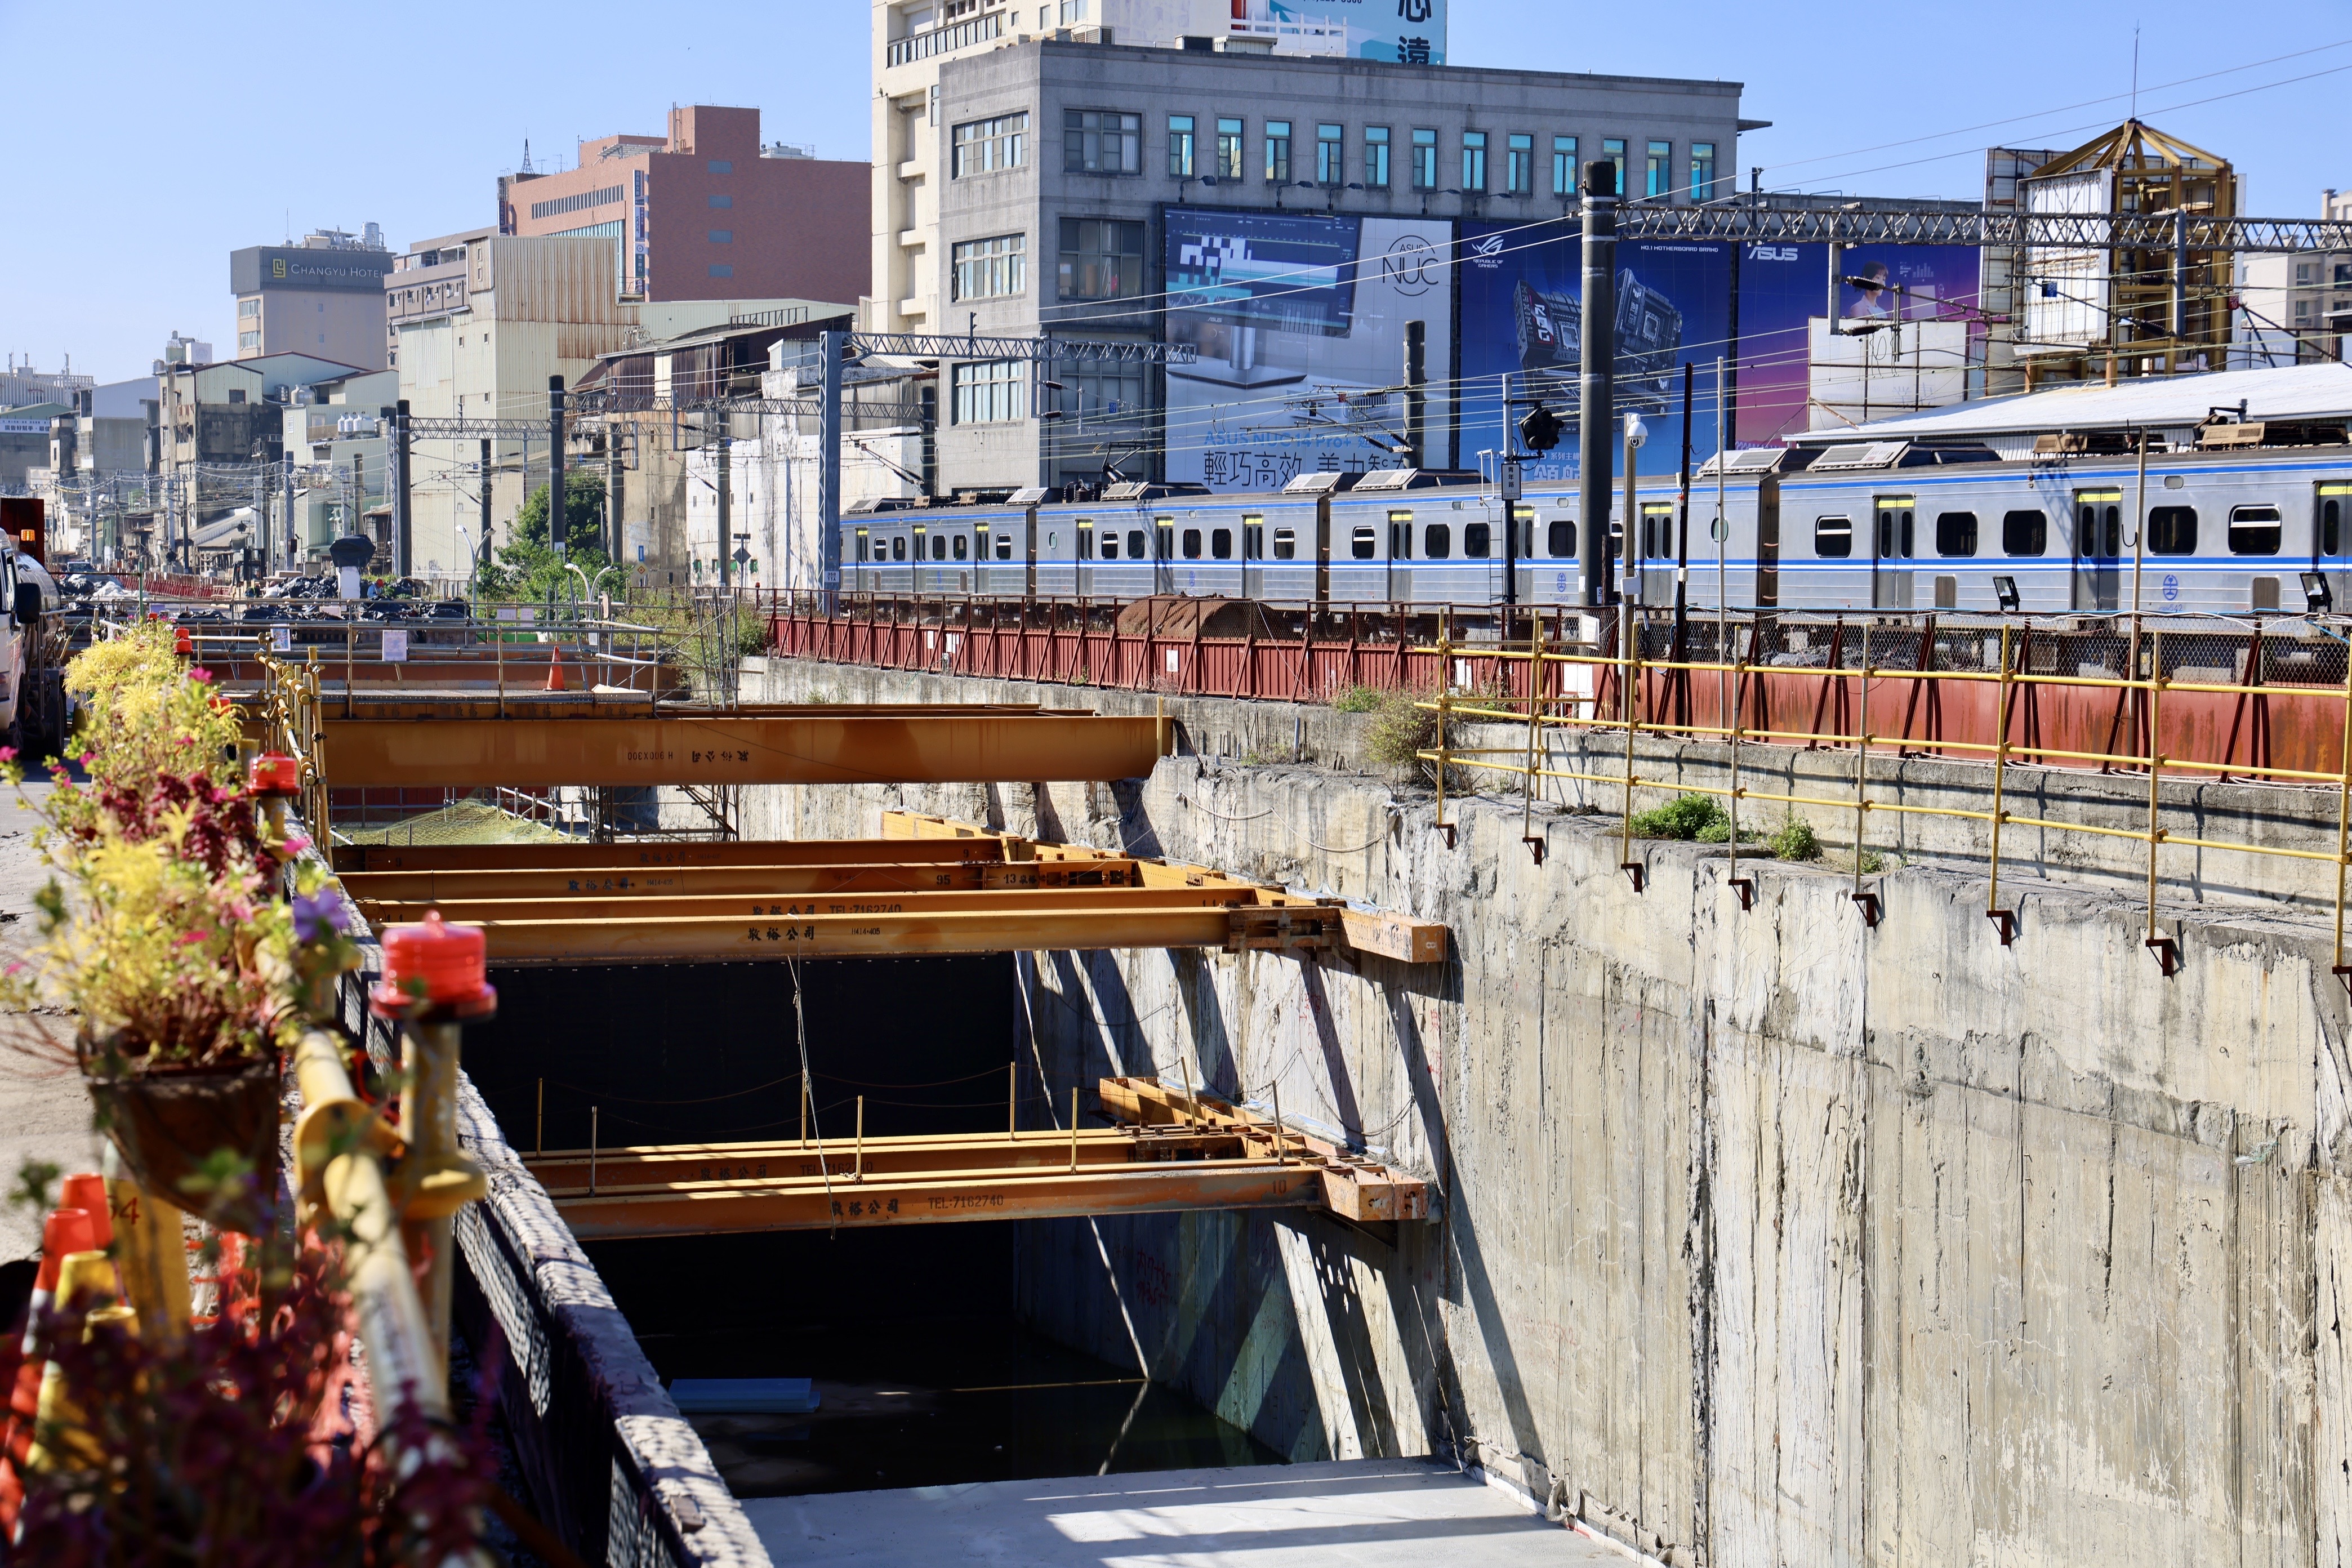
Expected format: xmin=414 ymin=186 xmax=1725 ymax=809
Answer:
xmin=0 ymin=747 xmax=18 ymax=764
xmin=189 ymin=667 xmax=213 ymax=684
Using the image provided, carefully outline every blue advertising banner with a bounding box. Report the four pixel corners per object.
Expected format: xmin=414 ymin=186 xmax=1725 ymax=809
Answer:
xmin=1735 ymin=241 xmax=1983 ymax=447
xmin=1455 ymin=220 xmax=1732 ymax=483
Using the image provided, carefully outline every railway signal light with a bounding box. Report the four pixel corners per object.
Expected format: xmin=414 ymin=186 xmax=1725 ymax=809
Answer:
xmin=1517 ymin=403 xmax=1563 ymax=453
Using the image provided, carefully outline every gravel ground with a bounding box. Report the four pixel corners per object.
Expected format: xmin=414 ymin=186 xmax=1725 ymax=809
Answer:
xmin=0 ymin=781 xmax=102 ymax=1264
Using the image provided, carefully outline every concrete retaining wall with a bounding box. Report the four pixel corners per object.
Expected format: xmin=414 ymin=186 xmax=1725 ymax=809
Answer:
xmin=738 ymin=653 xmax=2352 ymax=1566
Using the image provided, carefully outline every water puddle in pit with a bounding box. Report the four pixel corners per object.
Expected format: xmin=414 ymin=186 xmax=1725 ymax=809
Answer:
xmin=639 ymin=1317 xmax=1282 ymax=1497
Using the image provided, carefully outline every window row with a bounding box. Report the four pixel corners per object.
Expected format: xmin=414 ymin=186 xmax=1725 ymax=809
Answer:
xmin=943 ymin=220 xmax=1146 ymax=310
xmin=1065 ymin=108 xmax=1715 ymax=199
xmin=1807 ymin=505 xmax=2289 ymax=559
xmin=952 ymin=112 xmax=1029 ymax=177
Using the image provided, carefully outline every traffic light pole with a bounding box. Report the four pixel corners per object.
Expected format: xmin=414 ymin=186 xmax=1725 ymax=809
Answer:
xmin=1576 ymin=162 xmax=1617 ymax=613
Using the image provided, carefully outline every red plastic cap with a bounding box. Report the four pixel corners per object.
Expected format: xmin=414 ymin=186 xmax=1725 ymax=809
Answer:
xmin=58 ymin=1175 xmax=112 ymax=1250
xmin=33 ymin=1209 xmax=95 ymax=1291
xmin=379 ymin=910 xmax=491 ymax=1006
xmin=172 ymin=626 xmax=193 ymax=656
xmin=250 ymin=752 xmax=300 ymax=795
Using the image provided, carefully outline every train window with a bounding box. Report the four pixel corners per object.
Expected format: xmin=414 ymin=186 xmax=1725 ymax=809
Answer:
xmin=2148 ymin=506 xmax=2197 ymax=555
xmin=2001 ymin=509 xmax=2046 ymax=555
xmin=1182 ymin=528 xmax=1203 ymax=559
xmin=1934 ymin=512 xmax=1978 ymax=558
xmin=1351 ymin=525 xmax=1377 ymax=559
xmin=1815 ymin=516 xmax=1852 ymax=558
xmin=2228 ymin=505 xmax=2282 ymax=556
xmin=2327 ymin=498 xmax=2344 ymax=556
xmin=1548 ymin=519 xmax=1574 ymax=557
xmin=1464 ymin=522 xmax=1490 ymax=558
xmin=1211 ymin=529 xmax=1232 ymax=559
xmin=953 ymin=534 xmax=969 ymax=560
xmin=1100 ymin=532 xmax=1119 ymax=559
xmin=1389 ymin=510 xmax=1414 ymax=559
xmin=1273 ymin=528 xmax=1296 ymax=559
xmin=1424 ymin=523 xmax=1451 ymax=559
xmin=933 ymin=534 xmax=948 ymax=560
xmin=1241 ymin=515 xmax=1263 ymax=557
xmin=1129 ymin=529 xmax=1148 ymax=558
xmin=892 ymin=536 xmax=906 ymax=561
xmin=996 ymin=534 xmax=1013 ymax=560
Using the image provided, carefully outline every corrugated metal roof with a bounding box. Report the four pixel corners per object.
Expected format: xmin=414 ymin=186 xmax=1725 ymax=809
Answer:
xmin=1796 ymin=363 xmax=2352 ymax=444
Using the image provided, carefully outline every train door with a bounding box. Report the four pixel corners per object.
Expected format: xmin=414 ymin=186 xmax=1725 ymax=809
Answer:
xmin=1154 ymin=516 xmax=1175 ymax=595
xmin=1640 ymin=502 xmax=1676 ymax=604
xmin=852 ymin=526 xmax=871 ymax=594
xmin=910 ymin=523 xmax=930 ymax=594
xmin=1872 ymin=495 xmax=1916 ymax=609
xmin=2318 ymin=483 xmax=2351 ymax=609
xmin=1757 ymin=478 xmax=1781 ymax=608
xmin=1387 ymin=509 xmax=1414 ymax=602
xmin=1505 ymin=504 xmax=1534 ymax=607
xmin=972 ymin=524 xmax=992 ymax=595
xmin=1024 ymin=507 xmax=1039 ymax=601
xmin=1075 ymin=518 xmax=1094 ymax=598
xmin=1313 ymin=495 xmax=1331 ymax=608
xmin=1241 ymin=513 xmax=1264 ymax=600
xmin=2071 ymin=487 xmax=2123 ymax=611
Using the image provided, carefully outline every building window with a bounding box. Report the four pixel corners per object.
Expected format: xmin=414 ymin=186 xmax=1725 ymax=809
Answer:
xmin=1168 ymin=114 xmax=1195 ymax=177
xmin=1410 ymin=128 xmax=1438 ymax=191
xmin=952 ymin=359 xmax=1024 ymax=424
xmin=952 ymin=112 xmax=1028 ymax=177
xmin=708 ymin=263 xmax=733 ymax=278
xmin=238 ymin=331 xmax=260 ymax=350
xmin=1064 ymin=109 xmax=1141 ymax=174
xmin=1317 ymin=124 xmax=1343 ymax=184
xmin=1691 ymin=142 xmax=1717 ymax=202
xmin=709 ymin=194 xmax=733 ymax=208
xmin=709 ymin=229 xmax=734 ymax=243
xmin=1057 ymin=217 xmax=1146 ymax=300
xmin=1215 ymin=118 xmax=1244 ymax=180
xmin=952 ymin=233 xmax=1027 ymax=300
xmin=1364 ymin=126 xmax=1390 ymax=188
xmin=2337 ymin=262 xmax=2352 ymax=286
xmin=1505 ymin=133 xmax=1533 ymax=195
xmin=238 ymin=297 xmax=260 ymax=319
xmin=1050 ymin=360 xmax=1144 ymax=425
xmin=2297 ymin=263 xmax=2317 ymax=285
xmin=1265 ymin=121 xmax=1291 ymax=183
xmin=529 ymin=184 xmax=626 ymax=220
xmin=1552 ymin=136 xmax=1577 ymax=196
xmin=1646 ymin=140 xmax=1670 ymax=198
xmin=1603 ymin=138 xmax=1627 ymax=198
xmin=1460 ymin=131 xmax=1486 ymax=192
xmin=708 ymin=159 xmax=732 ymax=174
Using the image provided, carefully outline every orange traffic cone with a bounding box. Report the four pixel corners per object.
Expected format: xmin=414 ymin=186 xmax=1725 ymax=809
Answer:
xmin=545 ymin=647 xmax=567 ymax=692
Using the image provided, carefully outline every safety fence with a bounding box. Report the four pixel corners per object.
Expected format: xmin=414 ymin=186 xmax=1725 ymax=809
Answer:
xmin=1413 ymin=609 xmax=2352 ymax=974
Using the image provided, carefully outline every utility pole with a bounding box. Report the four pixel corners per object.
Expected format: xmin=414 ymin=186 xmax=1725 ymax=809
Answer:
xmin=1576 ymin=159 xmax=1618 ymax=612
xmin=1404 ymin=320 xmax=1427 ymax=469
xmin=281 ymin=457 xmax=296 ymax=573
xmin=606 ymin=431 xmax=622 ymax=562
xmin=390 ymin=400 xmax=411 ymax=577
xmin=715 ymin=415 xmax=732 ymax=589
xmin=479 ymin=438 xmax=493 ymax=575
xmin=819 ymin=329 xmax=844 ymax=613
xmin=547 ymin=375 xmax=567 ymax=555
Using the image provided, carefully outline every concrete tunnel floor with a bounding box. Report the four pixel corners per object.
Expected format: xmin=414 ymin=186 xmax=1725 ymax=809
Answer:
xmin=743 ymin=1459 xmax=1619 ymax=1566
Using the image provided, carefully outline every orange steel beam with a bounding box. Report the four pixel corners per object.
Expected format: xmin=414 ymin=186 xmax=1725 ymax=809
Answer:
xmin=332 ymin=837 xmax=1021 ymax=875
xmin=338 ymin=858 xmax=1146 ymax=903
xmin=366 ymin=900 xmax=1344 ymax=964
xmin=522 ymin=1078 xmax=1427 ymax=1240
xmin=352 ymin=885 xmax=1276 ymax=927
xmin=319 ymin=711 xmax=1169 ymax=789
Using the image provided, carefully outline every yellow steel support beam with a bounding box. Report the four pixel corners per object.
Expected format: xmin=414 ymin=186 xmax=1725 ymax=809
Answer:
xmin=339 ymin=858 xmax=1146 ymax=904
xmin=353 ymin=885 xmax=1271 ymax=927
xmin=520 ymin=1078 xmax=1427 ymax=1240
xmin=332 ymin=837 xmax=1023 ymax=875
xmin=319 ymin=711 xmax=1169 ymax=789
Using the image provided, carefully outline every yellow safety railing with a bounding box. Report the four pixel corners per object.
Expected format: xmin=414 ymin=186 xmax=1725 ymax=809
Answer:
xmin=1415 ymin=625 xmax=2352 ymax=976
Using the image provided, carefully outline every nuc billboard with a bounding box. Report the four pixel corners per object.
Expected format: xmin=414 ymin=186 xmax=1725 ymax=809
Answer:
xmin=1115 ymin=0 xmax=1445 ymax=64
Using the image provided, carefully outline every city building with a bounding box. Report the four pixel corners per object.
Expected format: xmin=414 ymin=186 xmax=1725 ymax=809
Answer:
xmin=495 ymin=105 xmax=866 ymax=308
xmin=0 ymin=355 xmax=93 ymax=415
xmin=0 ymin=404 xmax=73 ymax=493
xmin=279 ymin=366 xmax=397 ymax=559
xmin=230 ymin=227 xmax=395 ymax=371
xmin=922 ymin=35 xmax=1748 ymax=491
xmin=2236 ymin=190 xmax=2352 ymax=367
xmin=37 ymin=380 xmax=159 ymax=564
xmin=870 ymin=0 xmax=1456 ymax=335
xmin=155 ymin=349 xmax=365 ymax=560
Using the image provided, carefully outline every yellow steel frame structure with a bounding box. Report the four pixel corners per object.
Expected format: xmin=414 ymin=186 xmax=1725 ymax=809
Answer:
xmin=522 ymin=1077 xmax=1428 ymax=1240
xmin=1416 ymin=627 xmax=2352 ymax=976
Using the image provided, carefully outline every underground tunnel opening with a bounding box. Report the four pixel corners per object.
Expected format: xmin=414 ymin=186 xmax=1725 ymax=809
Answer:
xmin=458 ymin=955 xmax=1285 ymax=1499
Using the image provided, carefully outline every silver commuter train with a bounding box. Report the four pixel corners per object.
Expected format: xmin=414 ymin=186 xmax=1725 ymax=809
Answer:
xmin=840 ymin=436 xmax=2352 ymax=616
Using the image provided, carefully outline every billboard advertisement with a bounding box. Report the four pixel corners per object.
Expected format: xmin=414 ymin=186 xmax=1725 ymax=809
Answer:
xmin=1119 ymin=0 xmax=1445 ymax=64
xmin=1163 ymin=205 xmax=1453 ymax=492
xmin=1455 ymin=220 xmax=1732 ymax=483
xmin=1734 ymin=242 xmax=1984 ymax=446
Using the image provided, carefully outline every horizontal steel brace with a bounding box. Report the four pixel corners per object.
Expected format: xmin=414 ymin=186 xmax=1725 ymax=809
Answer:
xmin=333 ymin=836 xmax=1019 ymax=876
xmin=338 ymin=858 xmax=1144 ymax=903
xmin=1618 ymin=206 xmax=2352 ymax=253
xmin=317 ymin=711 xmax=1169 ymax=789
xmin=397 ymin=418 xmax=551 ymax=440
xmin=848 ymin=332 xmax=1197 ymax=365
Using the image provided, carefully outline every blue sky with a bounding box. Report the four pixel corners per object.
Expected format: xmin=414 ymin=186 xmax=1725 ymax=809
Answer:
xmin=2 ymin=1 xmax=2345 ymax=386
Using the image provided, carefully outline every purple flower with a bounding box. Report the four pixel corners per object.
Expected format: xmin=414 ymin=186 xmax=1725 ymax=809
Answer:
xmin=292 ymin=890 xmax=346 ymax=943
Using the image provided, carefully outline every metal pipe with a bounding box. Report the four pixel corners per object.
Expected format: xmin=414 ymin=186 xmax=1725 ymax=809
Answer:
xmin=1576 ymin=163 xmax=1618 ymax=608
xmin=391 ymin=399 xmax=412 ymax=580
xmin=820 ymin=329 xmax=845 ymax=614
xmin=547 ymin=376 xmax=567 ymax=555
